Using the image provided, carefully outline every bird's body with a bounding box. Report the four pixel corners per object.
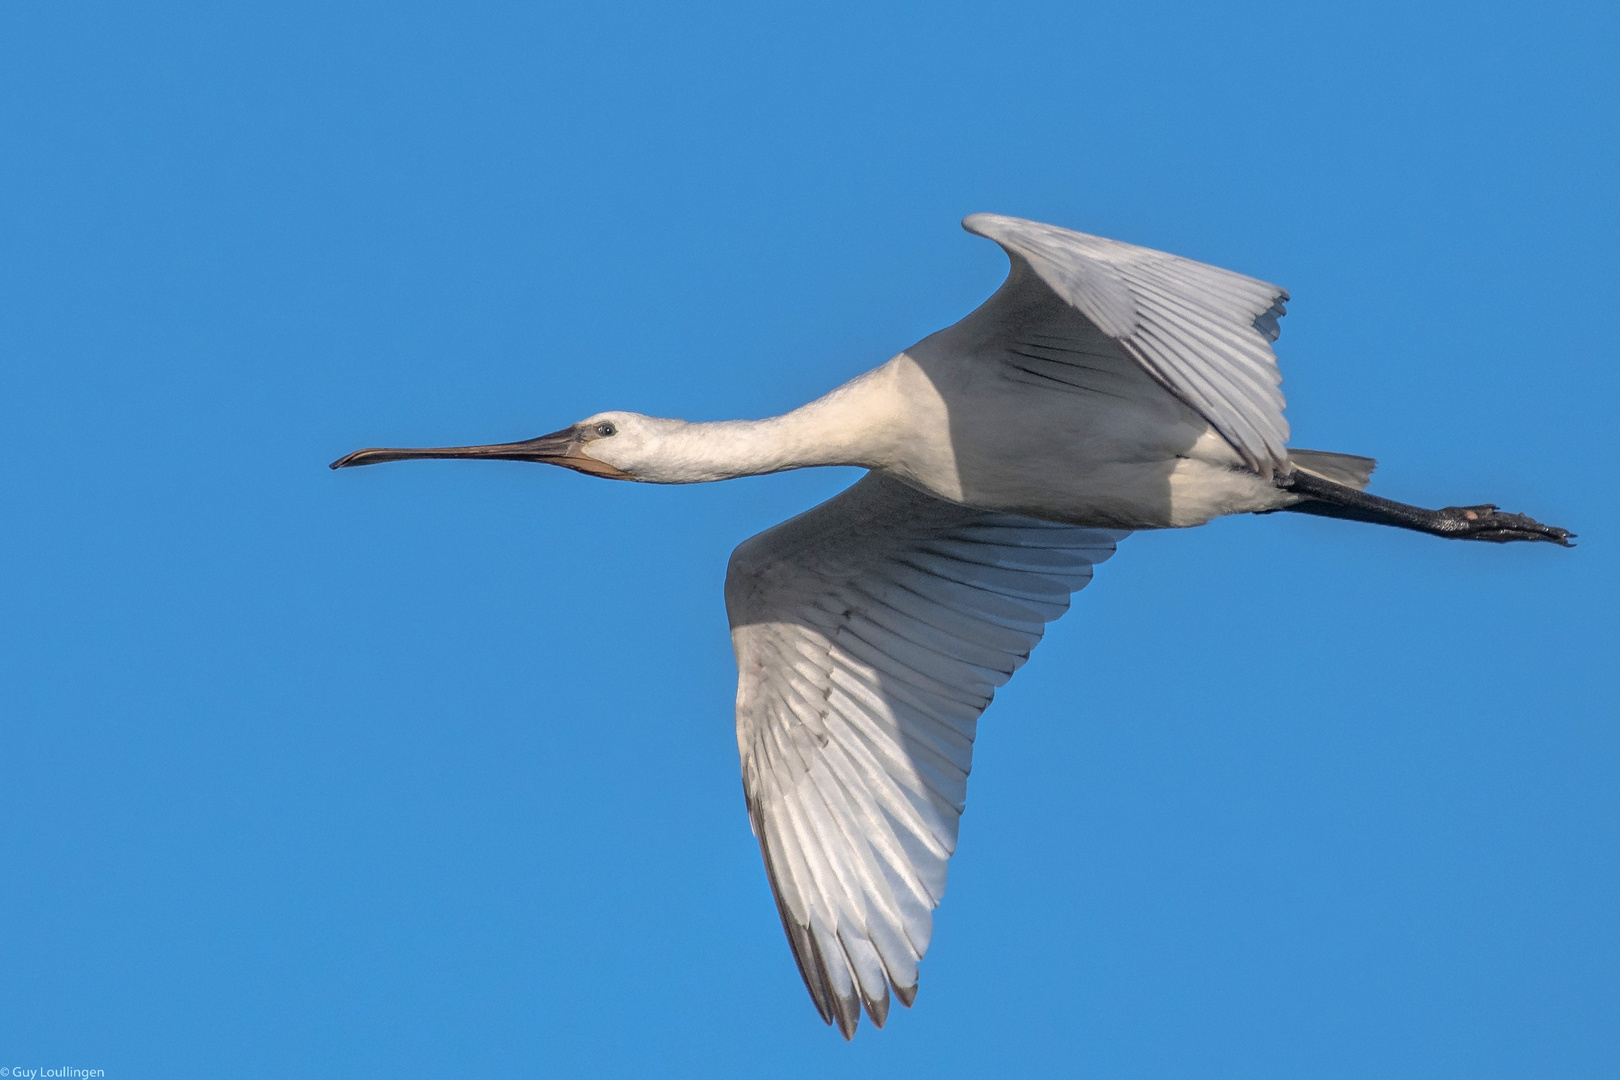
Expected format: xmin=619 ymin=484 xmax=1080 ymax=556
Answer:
xmin=697 ymin=305 xmax=1284 ymax=530
xmin=332 ymin=214 xmax=1571 ymax=1039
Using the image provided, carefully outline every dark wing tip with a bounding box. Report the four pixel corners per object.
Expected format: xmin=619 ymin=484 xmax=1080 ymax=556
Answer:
xmin=1253 ymin=296 xmax=1288 ymax=343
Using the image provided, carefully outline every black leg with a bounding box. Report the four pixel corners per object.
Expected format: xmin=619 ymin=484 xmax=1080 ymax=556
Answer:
xmin=1275 ymin=470 xmax=1575 ymax=546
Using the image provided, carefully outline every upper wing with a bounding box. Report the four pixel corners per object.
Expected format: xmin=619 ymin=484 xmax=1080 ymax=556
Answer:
xmin=724 ymin=472 xmax=1127 ymax=1037
xmin=963 ymin=213 xmax=1292 ymax=478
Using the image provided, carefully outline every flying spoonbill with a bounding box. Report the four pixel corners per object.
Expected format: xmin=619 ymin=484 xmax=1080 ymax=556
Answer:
xmin=332 ymin=214 xmax=1572 ymax=1038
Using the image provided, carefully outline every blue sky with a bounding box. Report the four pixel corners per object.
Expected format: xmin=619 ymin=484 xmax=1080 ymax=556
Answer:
xmin=2 ymin=1 xmax=1616 ymax=1076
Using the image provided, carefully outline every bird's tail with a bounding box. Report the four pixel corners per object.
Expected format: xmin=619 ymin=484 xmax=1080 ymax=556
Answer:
xmin=1287 ymin=449 xmax=1377 ymax=491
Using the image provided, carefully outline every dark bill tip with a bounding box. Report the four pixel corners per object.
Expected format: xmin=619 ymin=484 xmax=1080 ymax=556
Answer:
xmin=330 ymin=448 xmax=406 ymax=469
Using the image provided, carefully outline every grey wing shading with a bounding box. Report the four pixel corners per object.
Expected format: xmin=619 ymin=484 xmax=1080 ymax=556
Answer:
xmin=724 ymin=472 xmax=1128 ymax=1038
xmin=964 ymin=213 xmax=1292 ymax=478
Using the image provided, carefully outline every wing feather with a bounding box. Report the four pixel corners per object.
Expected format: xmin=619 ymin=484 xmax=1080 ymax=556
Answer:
xmin=726 ymin=473 xmax=1126 ymax=1037
xmin=963 ymin=213 xmax=1291 ymax=477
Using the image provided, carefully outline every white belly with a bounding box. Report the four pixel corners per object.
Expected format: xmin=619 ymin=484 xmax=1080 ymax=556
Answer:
xmin=871 ymin=346 xmax=1291 ymax=530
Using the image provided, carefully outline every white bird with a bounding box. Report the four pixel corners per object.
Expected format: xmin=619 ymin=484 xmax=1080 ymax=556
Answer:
xmin=333 ymin=214 xmax=1571 ymax=1038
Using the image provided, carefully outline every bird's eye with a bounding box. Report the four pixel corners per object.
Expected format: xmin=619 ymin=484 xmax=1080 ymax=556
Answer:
xmin=594 ymin=422 xmax=616 ymax=437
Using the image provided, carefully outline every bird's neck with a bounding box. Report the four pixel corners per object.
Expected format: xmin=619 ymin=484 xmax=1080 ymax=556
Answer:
xmin=647 ymin=371 xmax=898 ymax=483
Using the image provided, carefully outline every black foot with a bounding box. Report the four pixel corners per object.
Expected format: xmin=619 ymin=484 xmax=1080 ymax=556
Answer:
xmin=1430 ymin=505 xmax=1575 ymax=546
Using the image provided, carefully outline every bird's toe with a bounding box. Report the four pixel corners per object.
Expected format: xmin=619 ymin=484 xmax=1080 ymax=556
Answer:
xmin=1437 ymin=505 xmax=1574 ymax=546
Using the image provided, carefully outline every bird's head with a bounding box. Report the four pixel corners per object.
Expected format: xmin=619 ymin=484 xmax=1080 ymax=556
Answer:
xmin=329 ymin=411 xmax=677 ymax=482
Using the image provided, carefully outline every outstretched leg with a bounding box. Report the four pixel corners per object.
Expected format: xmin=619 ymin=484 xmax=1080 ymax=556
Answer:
xmin=1276 ymin=470 xmax=1574 ymax=546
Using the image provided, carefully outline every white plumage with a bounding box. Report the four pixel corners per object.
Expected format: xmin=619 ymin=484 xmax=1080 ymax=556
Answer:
xmin=727 ymin=473 xmax=1125 ymax=1034
xmin=962 ymin=214 xmax=1292 ymax=478
xmin=332 ymin=214 xmax=1571 ymax=1039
